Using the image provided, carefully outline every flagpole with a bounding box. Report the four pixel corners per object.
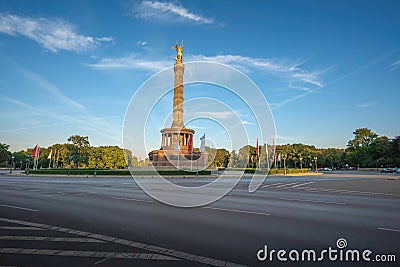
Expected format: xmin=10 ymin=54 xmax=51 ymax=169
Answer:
xmin=196 ymin=152 xmax=199 ymax=176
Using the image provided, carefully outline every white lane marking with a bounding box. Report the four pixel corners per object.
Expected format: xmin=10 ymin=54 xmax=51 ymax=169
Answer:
xmin=28 ymin=189 xmax=39 ymax=192
xmin=0 ymin=248 xmax=179 ymax=261
xmin=291 ymin=182 xmax=314 ymax=188
xmin=0 ymin=217 xmax=245 ymax=267
xmin=0 ymin=226 xmax=44 ymax=231
xmin=279 ymin=197 xmax=347 ymax=205
xmin=273 ymin=182 xmax=299 ymax=188
xmin=203 ymin=206 xmax=270 ymax=216
xmin=122 ymin=182 xmax=134 ymax=185
xmin=308 ymin=188 xmax=400 ymax=197
xmin=0 ymin=204 xmax=38 ymax=212
xmin=0 ymin=236 xmax=105 ymax=243
xmin=261 ymin=183 xmax=283 ymax=188
xmin=378 ymin=227 xmax=400 ymax=233
xmin=111 ymin=197 xmax=154 ymax=203
xmin=94 ymin=257 xmax=111 ymax=265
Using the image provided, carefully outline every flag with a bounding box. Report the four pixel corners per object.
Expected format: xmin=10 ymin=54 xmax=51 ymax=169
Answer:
xmin=47 ymin=149 xmax=52 ymax=160
xmin=32 ymin=145 xmax=40 ymax=158
xmin=255 ymin=138 xmax=259 ymax=156
xmin=188 ymin=134 xmax=193 ymax=153
xmin=200 ymin=134 xmax=206 ymax=153
xmin=278 ymin=153 xmax=281 ymax=162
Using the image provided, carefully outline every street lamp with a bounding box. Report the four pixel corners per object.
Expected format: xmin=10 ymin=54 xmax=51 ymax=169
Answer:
xmin=26 ymin=155 xmax=31 ymax=175
xmin=9 ymin=156 xmax=14 ymax=174
xmin=314 ymin=156 xmax=318 ymax=173
xmin=299 ymin=157 xmax=303 ymax=170
xmin=283 ymin=154 xmax=287 ymax=175
xmin=92 ymin=151 xmax=102 ymax=177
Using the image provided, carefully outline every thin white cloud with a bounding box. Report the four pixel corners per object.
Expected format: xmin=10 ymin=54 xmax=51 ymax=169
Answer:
xmin=134 ymin=1 xmax=214 ymax=25
xmin=190 ymin=54 xmax=323 ymax=87
xmin=136 ymin=40 xmax=147 ymax=47
xmin=87 ymin=53 xmax=325 ymax=111
xmin=21 ymin=69 xmax=86 ymax=110
xmin=188 ymin=111 xmax=235 ymax=120
xmin=1 ymin=94 xmax=121 ymax=142
xmin=241 ymin=120 xmax=254 ymax=125
xmin=270 ymin=91 xmax=312 ymax=111
xmin=389 ymin=59 xmax=400 ymax=71
xmin=1 ymin=95 xmax=36 ymax=110
xmin=0 ymin=13 xmax=113 ymax=53
xmin=356 ymin=102 xmax=374 ymax=108
xmin=87 ymin=53 xmax=324 ymax=88
xmin=86 ymin=54 xmax=170 ymax=71
xmin=275 ymin=134 xmax=295 ymax=142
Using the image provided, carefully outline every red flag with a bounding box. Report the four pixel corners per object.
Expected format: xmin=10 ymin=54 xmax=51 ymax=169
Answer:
xmin=255 ymin=138 xmax=259 ymax=156
xmin=32 ymin=144 xmax=40 ymax=158
xmin=188 ymin=134 xmax=193 ymax=153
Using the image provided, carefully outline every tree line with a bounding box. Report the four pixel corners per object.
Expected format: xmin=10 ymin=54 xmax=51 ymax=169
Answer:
xmin=1 ymin=128 xmax=399 ymax=170
xmin=205 ymin=128 xmax=400 ymax=169
xmin=0 ymin=135 xmax=143 ymax=170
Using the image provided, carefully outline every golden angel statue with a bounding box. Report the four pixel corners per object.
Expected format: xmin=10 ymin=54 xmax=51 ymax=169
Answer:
xmin=172 ymin=40 xmax=184 ymax=63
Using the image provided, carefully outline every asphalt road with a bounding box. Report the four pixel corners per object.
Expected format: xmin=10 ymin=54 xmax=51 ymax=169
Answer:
xmin=0 ymin=172 xmax=399 ymax=266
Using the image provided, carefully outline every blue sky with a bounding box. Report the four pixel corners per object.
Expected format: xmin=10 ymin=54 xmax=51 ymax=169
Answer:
xmin=1 ymin=0 xmax=399 ymax=154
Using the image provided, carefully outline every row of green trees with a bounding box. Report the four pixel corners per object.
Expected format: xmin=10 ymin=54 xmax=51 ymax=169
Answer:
xmin=205 ymin=128 xmax=400 ymax=169
xmin=346 ymin=128 xmax=400 ymax=168
xmin=0 ymin=135 xmax=143 ymax=170
xmin=1 ymin=128 xmax=399 ymax=170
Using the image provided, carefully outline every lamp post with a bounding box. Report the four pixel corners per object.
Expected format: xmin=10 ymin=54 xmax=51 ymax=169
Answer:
xmin=300 ymin=157 xmax=303 ymax=170
xmin=92 ymin=151 xmax=102 ymax=177
xmin=26 ymin=156 xmax=31 ymax=175
xmin=9 ymin=156 xmax=14 ymax=174
xmin=314 ymin=156 xmax=318 ymax=173
xmin=68 ymin=155 xmax=72 ymax=176
xmin=283 ymin=154 xmax=287 ymax=175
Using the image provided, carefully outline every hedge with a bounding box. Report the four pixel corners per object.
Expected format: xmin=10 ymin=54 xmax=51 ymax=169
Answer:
xmin=27 ymin=168 xmax=211 ymax=176
xmin=224 ymin=168 xmax=310 ymax=174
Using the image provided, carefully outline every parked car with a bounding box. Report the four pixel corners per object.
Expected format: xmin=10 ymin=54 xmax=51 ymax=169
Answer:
xmin=381 ymin=168 xmax=395 ymax=173
xmin=396 ymin=168 xmax=400 ymax=174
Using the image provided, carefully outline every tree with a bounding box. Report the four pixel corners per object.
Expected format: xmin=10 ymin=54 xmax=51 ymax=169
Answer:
xmin=347 ymin=128 xmax=378 ymax=150
xmin=228 ymin=150 xmax=239 ymax=168
xmin=12 ymin=151 xmax=28 ymax=169
xmin=212 ymin=148 xmax=230 ymax=168
xmin=0 ymin=143 xmax=11 ymax=166
xmin=237 ymin=145 xmax=255 ymax=168
xmin=391 ymin=136 xmax=400 ymax=167
xmin=346 ymin=128 xmax=378 ymax=168
xmin=67 ymin=135 xmax=90 ymax=167
xmin=370 ymin=136 xmax=392 ymax=167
